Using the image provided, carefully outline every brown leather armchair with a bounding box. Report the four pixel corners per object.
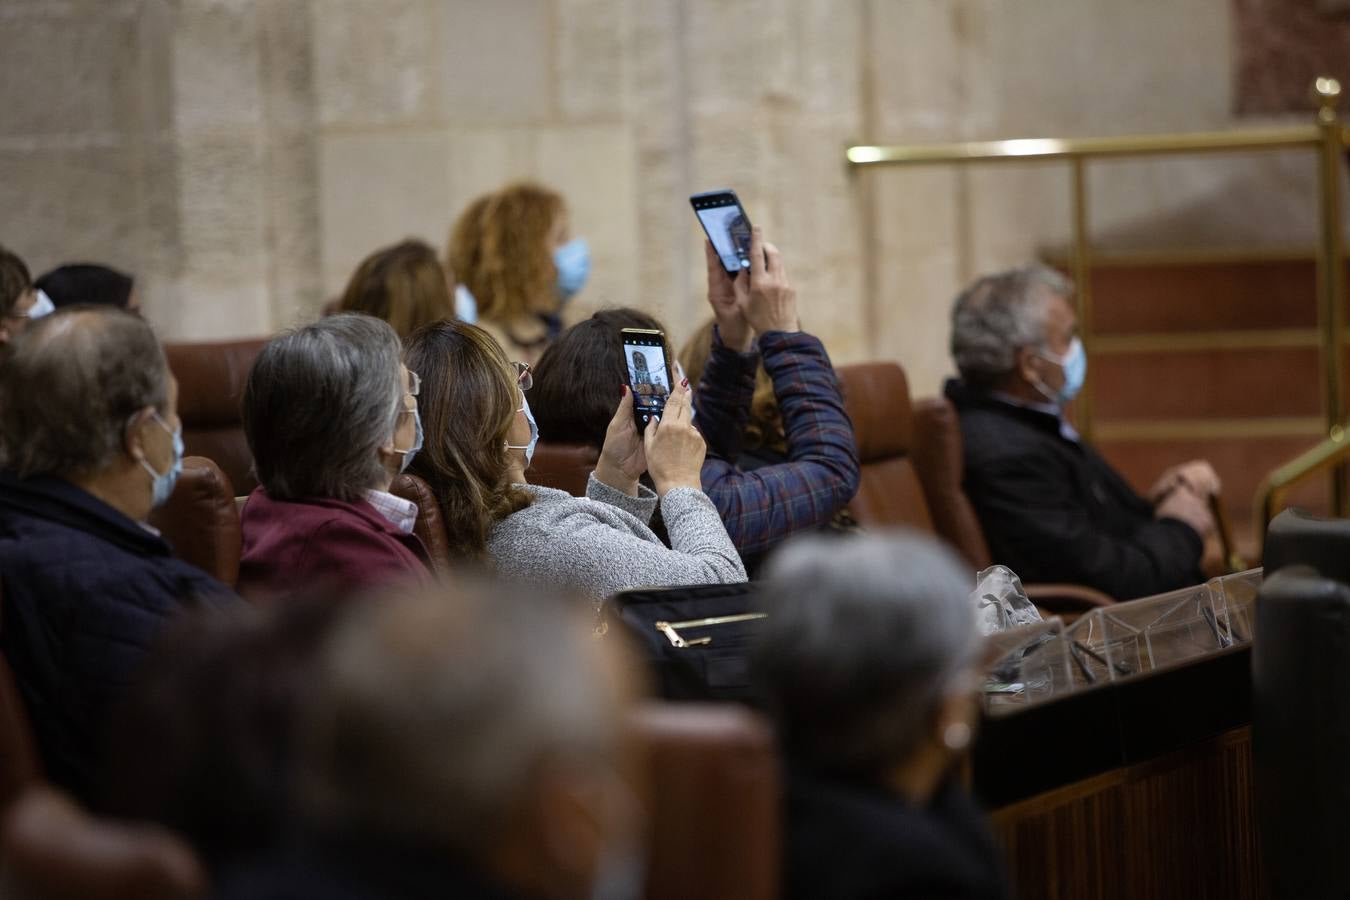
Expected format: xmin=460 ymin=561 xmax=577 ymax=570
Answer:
xmin=0 ymin=788 xmax=206 ymax=900
xmin=912 ymin=396 xmax=1113 ymax=613
xmin=164 ymin=339 xmax=267 ymax=496
xmin=148 ymin=457 xmax=241 ymax=588
xmin=628 ymin=703 xmax=779 ymax=900
xmin=530 ymin=442 xmax=600 ymax=497
xmin=836 ymin=363 xmax=935 ymax=531
xmin=389 ymin=473 xmax=454 ymax=576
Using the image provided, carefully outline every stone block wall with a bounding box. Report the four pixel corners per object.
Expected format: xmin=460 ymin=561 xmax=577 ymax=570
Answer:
xmin=0 ymin=0 xmax=1331 ymax=394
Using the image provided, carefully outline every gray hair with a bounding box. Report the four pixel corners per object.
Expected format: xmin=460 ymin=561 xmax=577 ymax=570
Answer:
xmin=754 ymin=531 xmax=980 ymax=776
xmin=950 ymin=263 xmax=1073 ymax=388
xmin=243 ymin=314 xmax=403 ymax=501
xmin=0 ymin=308 xmax=168 ymax=477
xmin=297 ymin=583 xmax=622 ymax=852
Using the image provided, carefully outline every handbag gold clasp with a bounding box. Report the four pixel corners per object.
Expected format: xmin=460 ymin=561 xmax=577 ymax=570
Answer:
xmin=653 ymin=612 xmax=767 ymax=649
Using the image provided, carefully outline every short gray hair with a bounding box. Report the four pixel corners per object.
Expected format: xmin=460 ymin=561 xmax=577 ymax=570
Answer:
xmin=754 ymin=531 xmax=979 ymax=776
xmin=297 ymin=583 xmax=622 ymax=852
xmin=243 ymin=314 xmax=403 ymax=501
xmin=0 ymin=308 xmax=168 ymax=477
xmin=950 ymin=263 xmax=1073 ymax=388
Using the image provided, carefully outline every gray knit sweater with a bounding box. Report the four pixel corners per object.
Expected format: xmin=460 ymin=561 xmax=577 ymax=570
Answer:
xmin=487 ymin=473 xmax=747 ymax=604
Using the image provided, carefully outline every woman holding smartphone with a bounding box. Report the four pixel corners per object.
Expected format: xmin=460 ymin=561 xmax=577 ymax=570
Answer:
xmin=402 ymin=320 xmax=745 ymax=605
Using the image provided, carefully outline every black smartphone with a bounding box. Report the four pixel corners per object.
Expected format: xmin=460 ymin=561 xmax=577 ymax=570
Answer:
xmin=621 ymin=328 xmax=671 ymax=431
xmin=690 ymin=189 xmax=753 ymax=275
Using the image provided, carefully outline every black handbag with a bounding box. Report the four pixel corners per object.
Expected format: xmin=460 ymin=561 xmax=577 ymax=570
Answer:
xmin=601 ymin=582 xmax=764 ymax=703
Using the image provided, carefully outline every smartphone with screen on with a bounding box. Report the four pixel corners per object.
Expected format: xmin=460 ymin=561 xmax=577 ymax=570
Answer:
xmin=690 ymin=189 xmax=753 ymax=275
xmin=621 ymin=328 xmax=672 ymax=431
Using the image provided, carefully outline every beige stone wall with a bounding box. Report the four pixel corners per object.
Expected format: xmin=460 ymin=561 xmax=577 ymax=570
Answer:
xmin=1 ymin=0 xmax=1326 ymax=394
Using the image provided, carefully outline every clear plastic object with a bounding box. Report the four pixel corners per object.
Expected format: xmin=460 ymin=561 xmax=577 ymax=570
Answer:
xmin=982 ymin=617 xmax=1072 ymax=713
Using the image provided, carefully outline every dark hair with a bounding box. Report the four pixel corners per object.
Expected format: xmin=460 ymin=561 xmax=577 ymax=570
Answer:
xmin=35 ymin=263 xmax=134 ymax=309
xmin=403 ymin=320 xmax=532 ymax=562
xmin=0 ymin=308 xmax=168 ymax=478
xmin=243 ymin=314 xmax=403 ymax=501
xmin=531 ymin=308 xmax=668 ymax=449
xmin=336 ymin=239 xmax=454 ymax=337
xmin=102 ymin=594 xmax=359 ymax=870
xmin=0 ymin=245 xmax=32 ymax=317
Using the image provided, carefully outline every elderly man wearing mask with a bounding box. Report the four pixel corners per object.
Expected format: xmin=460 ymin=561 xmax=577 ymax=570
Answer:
xmin=945 ymin=264 xmax=1217 ymax=600
xmin=0 ymin=307 xmax=237 ymax=802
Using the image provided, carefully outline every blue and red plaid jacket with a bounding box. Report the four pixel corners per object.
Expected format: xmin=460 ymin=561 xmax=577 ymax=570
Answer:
xmin=693 ymin=329 xmax=860 ymax=559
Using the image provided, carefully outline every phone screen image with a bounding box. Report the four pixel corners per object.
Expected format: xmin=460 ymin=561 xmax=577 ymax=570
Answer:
xmin=623 ymin=335 xmax=671 ymax=428
xmin=692 ymin=194 xmax=752 ymax=274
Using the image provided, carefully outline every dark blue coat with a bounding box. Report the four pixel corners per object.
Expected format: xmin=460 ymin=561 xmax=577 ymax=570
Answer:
xmin=0 ymin=471 xmax=237 ymax=802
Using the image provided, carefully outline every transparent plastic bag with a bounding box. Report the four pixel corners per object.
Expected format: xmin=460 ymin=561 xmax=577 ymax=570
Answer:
xmin=973 ymin=565 xmax=1043 ymax=635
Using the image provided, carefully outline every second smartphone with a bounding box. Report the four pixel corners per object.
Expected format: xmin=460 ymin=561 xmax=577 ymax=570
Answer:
xmin=621 ymin=328 xmax=671 ymax=430
xmin=690 ymin=189 xmax=753 ymax=275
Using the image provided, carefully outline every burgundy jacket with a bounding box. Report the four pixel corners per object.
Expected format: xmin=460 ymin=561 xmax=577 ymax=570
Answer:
xmin=239 ymin=488 xmax=431 ymax=601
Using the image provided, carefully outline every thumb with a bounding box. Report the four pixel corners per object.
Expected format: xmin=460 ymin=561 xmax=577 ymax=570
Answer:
xmin=610 ymin=385 xmax=634 ymax=427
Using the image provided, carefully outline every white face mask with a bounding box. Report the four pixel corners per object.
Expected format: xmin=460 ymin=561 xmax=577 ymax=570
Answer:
xmin=23 ymin=289 xmax=55 ymax=320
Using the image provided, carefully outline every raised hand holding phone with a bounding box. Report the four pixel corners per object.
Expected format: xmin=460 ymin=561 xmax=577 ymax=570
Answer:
xmin=704 ymin=240 xmax=753 ymax=352
xmin=594 ymin=386 xmax=647 ymax=497
xmin=742 ymin=226 xmax=799 ymax=335
xmin=644 ymin=382 xmax=707 ymax=497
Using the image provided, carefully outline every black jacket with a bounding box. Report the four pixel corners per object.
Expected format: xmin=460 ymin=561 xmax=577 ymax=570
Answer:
xmin=945 ymin=380 xmax=1203 ymax=599
xmin=783 ymin=766 xmax=1011 ymax=900
xmin=0 ymin=471 xmax=236 ymax=802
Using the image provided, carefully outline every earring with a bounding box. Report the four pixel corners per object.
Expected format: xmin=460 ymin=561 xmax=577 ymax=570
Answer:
xmin=943 ymin=722 xmax=972 ymax=751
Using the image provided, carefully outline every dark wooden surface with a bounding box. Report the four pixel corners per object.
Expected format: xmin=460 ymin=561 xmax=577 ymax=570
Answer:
xmin=973 ymin=646 xmax=1265 ymax=900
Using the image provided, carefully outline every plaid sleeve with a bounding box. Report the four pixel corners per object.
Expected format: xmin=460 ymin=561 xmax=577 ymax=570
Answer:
xmin=700 ymin=330 xmax=861 ymax=556
xmin=691 ymin=325 xmax=758 ymax=461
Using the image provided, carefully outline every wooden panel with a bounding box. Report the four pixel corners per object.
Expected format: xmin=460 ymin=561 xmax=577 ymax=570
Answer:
xmin=990 ymin=729 xmax=1265 ymax=900
xmin=1091 ymin=346 xmax=1321 ymax=420
xmin=1089 ymin=259 xmax=1320 ymax=335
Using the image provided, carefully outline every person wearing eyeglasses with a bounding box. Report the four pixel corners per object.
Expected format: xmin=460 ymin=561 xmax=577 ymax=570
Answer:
xmin=402 ymin=319 xmax=745 ymax=606
xmin=238 ymin=315 xmax=432 ymax=601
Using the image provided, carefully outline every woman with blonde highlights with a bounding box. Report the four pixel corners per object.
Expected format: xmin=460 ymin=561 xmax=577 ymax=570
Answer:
xmin=403 ymin=320 xmax=744 ymax=603
xmin=337 ymin=239 xmax=455 ymax=338
xmin=446 ymin=182 xmax=590 ymax=366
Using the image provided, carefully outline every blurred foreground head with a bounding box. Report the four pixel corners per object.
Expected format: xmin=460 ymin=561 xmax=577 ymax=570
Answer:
xmin=299 ymin=582 xmax=638 ymax=899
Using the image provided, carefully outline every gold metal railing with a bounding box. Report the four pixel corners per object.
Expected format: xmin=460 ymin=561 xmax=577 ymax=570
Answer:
xmin=848 ymin=76 xmax=1349 ymax=520
xmin=1253 ymin=425 xmax=1350 ymax=549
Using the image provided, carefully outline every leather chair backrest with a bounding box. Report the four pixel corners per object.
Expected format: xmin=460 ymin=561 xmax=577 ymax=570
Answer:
xmin=837 ymin=363 xmax=933 ymax=531
xmin=1253 ymin=568 xmax=1350 ymax=900
xmin=912 ymin=396 xmax=993 ymax=569
xmin=530 ymin=442 xmax=600 ymax=497
xmin=628 ymin=703 xmax=779 ymax=900
xmin=390 ymin=473 xmax=453 ymax=576
xmin=0 ymin=582 xmax=41 ymax=815
xmin=148 ymin=457 xmax=241 ymax=587
xmin=0 ymin=788 xmax=206 ymax=900
xmin=164 ymin=339 xmax=267 ymax=495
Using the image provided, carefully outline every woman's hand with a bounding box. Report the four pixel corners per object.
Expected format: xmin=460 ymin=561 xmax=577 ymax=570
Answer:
xmin=705 ymin=240 xmax=754 ymax=352
xmin=595 ymin=386 xmax=646 ymax=497
xmin=644 ymin=382 xmax=707 ymax=497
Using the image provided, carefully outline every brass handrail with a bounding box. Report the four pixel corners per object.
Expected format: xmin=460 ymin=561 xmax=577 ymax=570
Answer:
xmin=848 ymin=76 xmax=1348 ymax=522
xmin=1253 ymin=426 xmax=1350 ymax=550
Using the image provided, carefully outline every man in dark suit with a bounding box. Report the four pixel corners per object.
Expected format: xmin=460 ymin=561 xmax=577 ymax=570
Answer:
xmin=946 ymin=264 xmax=1215 ymax=600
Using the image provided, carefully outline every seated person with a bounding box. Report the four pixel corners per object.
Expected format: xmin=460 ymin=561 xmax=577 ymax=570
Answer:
xmin=213 ymin=583 xmax=637 ymax=900
xmin=402 ymin=320 xmax=745 ymax=604
xmin=446 ymin=182 xmax=590 ymax=365
xmin=34 ymin=262 xmax=139 ymax=312
xmin=0 ymin=307 xmax=236 ymax=801
xmin=0 ymin=244 xmax=53 ymax=346
xmin=239 ymin=314 xmax=431 ymax=598
xmin=334 ymin=239 xmax=455 ymax=337
xmin=755 ymin=532 xmax=1010 ymax=900
xmin=946 ymin=264 xmax=1217 ymax=600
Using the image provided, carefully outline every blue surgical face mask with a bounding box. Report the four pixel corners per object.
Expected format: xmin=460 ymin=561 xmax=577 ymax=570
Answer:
xmin=1034 ymin=337 xmax=1087 ymax=406
xmin=454 ymin=284 xmax=478 ymax=324
xmin=25 ymin=289 xmax=55 ymax=320
xmin=554 ymin=238 xmax=591 ymax=302
xmin=393 ymin=408 xmax=424 ymax=473
xmin=139 ymin=412 xmax=183 ymax=509
xmin=506 ymin=390 xmax=539 ymax=466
